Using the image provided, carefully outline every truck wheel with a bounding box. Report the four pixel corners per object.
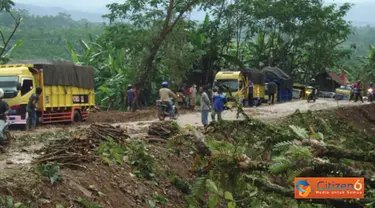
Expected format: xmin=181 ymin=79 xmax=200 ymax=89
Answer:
xmin=73 ymin=111 xmax=82 ymax=123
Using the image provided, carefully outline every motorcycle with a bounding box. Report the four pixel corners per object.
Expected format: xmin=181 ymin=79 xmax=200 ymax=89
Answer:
xmin=0 ymin=119 xmax=12 ymax=153
xmin=156 ymin=99 xmax=179 ymax=121
xmin=306 ymin=86 xmax=318 ymax=103
xmin=368 ymin=88 xmax=374 ymax=102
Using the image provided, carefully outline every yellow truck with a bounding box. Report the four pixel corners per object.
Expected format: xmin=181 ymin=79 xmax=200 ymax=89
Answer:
xmin=213 ymin=69 xmax=265 ymax=108
xmin=0 ymin=60 xmax=95 ymax=128
xmin=292 ymin=83 xmax=307 ymax=99
xmin=335 ymin=85 xmax=352 ymax=100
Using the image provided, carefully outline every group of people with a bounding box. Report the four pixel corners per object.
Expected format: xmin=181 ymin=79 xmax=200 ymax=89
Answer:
xmin=178 ymin=83 xmax=197 ymax=110
xmin=158 ymin=82 xmax=227 ymax=125
xmin=199 ymin=86 xmax=228 ymax=127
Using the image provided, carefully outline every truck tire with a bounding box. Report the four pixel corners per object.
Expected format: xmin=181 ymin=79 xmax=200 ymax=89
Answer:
xmin=73 ymin=110 xmax=82 ymax=123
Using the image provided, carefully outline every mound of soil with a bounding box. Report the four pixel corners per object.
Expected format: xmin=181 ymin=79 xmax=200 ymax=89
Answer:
xmin=335 ymin=103 xmax=375 ymax=134
xmin=1 ymin=142 xmax=193 ymax=208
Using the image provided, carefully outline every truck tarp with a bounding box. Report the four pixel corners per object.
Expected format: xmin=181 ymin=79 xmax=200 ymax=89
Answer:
xmin=8 ymin=60 xmax=95 ymax=89
xmin=262 ymin=66 xmax=293 ymax=102
xmin=241 ymin=68 xmax=265 ymax=85
xmin=261 ymin=66 xmax=293 ymax=89
xmin=223 ymin=68 xmax=265 ymax=85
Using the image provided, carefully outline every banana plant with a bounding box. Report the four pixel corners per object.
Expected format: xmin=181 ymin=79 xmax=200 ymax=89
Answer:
xmin=0 ymin=39 xmax=24 ymax=64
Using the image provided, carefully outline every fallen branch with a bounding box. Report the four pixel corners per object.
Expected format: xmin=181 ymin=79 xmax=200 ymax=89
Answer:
xmin=147 ymin=138 xmax=168 ymax=143
xmin=33 ymin=124 xmax=129 ymax=167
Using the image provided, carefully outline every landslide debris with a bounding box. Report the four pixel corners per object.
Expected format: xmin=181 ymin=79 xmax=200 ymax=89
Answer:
xmin=179 ymin=109 xmax=375 ymax=208
xmin=2 ymin=105 xmax=375 ymax=208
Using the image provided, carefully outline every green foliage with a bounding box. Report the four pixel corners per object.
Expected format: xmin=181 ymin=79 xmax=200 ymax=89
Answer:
xmin=37 ymin=162 xmax=63 ymax=185
xmin=74 ymin=198 xmax=102 ymax=208
xmin=289 ymin=125 xmax=308 ymax=139
xmin=187 ymin=108 xmax=375 ymax=207
xmin=98 ymin=138 xmax=156 ymax=179
xmin=127 ymin=140 xmax=156 ymax=179
xmin=147 ymin=192 xmax=169 ymax=208
xmin=0 ymin=196 xmax=26 ymax=208
xmin=98 ymin=138 xmax=126 ymax=165
xmin=0 ymin=10 xmax=103 ymax=61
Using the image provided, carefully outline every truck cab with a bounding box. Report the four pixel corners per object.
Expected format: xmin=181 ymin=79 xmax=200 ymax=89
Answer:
xmin=0 ymin=65 xmax=37 ymax=126
xmin=0 ymin=61 xmax=95 ymax=128
xmin=213 ymin=71 xmax=247 ymax=108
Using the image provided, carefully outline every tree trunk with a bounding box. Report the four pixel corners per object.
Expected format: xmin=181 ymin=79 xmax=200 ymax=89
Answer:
xmin=133 ymin=0 xmax=199 ymax=104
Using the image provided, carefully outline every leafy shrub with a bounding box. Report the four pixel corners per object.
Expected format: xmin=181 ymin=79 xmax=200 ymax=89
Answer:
xmin=37 ymin=162 xmax=63 ymax=184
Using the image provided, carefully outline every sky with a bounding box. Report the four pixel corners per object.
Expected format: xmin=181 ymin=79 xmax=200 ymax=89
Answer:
xmin=13 ymin=0 xmax=375 ymax=25
xmin=14 ymin=0 xmax=373 ymax=11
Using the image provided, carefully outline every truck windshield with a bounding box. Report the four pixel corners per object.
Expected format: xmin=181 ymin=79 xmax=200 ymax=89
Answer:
xmin=214 ymin=79 xmax=239 ymax=92
xmin=0 ymin=76 xmax=18 ymax=98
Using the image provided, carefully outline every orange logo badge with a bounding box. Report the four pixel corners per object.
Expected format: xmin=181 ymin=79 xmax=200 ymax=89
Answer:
xmin=294 ymin=177 xmax=364 ymax=199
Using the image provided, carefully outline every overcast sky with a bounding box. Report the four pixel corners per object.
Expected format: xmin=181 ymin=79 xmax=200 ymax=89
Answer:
xmin=14 ymin=0 xmax=372 ymax=11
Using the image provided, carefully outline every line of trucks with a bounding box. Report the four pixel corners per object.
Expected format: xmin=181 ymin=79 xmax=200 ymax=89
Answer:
xmin=0 ymin=60 xmax=318 ymax=129
xmin=212 ymin=68 xmax=314 ymax=108
xmin=0 ymin=60 xmax=95 ymax=129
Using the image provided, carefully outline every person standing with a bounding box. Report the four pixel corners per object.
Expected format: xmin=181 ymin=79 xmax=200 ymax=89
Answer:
xmin=0 ymin=88 xmax=9 ymax=153
xmin=200 ymin=86 xmax=211 ymax=127
xmin=26 ymin=87 xmax=42 ymax=131
xmin=211 ymin=87 xmax=226 ymax=122
xmin=248 ymin=80 xmax=254 ymax=107
xmin=180 ymin=83 xmax=188 ymax=107
xmin=126 ymin=84 xmax=136 ymax=112
xmin=267 ymin=81 xmax=277 ymax=105
xmin=353 ymin=81 xmax=364 ymax=103
xmin=186 ymin=85 xmax=191 ymax=108
xmin=190 ymin=84 xmax=197 ymax=110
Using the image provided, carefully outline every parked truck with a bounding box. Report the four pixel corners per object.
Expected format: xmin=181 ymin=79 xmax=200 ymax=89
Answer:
xmin=213 ymin=69 xmax=265 ymax=108
xmin=0 ymin=60 xmax=95 ymax=128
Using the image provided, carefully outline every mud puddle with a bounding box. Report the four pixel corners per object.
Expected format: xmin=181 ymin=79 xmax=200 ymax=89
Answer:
xmin=0 ymin=151 xmax=38 ymax=170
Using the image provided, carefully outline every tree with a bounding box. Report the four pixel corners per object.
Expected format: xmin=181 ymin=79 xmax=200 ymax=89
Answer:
xmin=0 ymin=0 xmax=23 ymax=63
xmin=103 ymin=0 xmax=203 ymax=99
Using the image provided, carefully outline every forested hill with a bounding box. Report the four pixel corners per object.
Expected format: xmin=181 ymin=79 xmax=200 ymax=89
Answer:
xmin=1 ymin=9 xmax=375 ymax=61
xmin=0 ymin=10 xmax=103 ymax=60
xmin=13 ymin=3 xmax=106 ymax=23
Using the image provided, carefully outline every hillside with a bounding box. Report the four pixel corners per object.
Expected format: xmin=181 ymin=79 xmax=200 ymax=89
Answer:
xmin=0 ymin=10 xmax=104 ymax=60
xmin=14 ymin=3 xmax=106 ymax=22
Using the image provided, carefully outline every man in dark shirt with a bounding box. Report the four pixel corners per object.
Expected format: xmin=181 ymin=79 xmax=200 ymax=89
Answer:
xmin=26 ymin=88 xmax=42 ymax=131
xmin=267 ymin=81 xmax=277 ymax=105
xmin=126 ymin=85 xmax=136 ymax=112
xmin=248 ymin=80 xmax=254 ymax=107
xmin=0 ymin=88 xmax=9 ymax=152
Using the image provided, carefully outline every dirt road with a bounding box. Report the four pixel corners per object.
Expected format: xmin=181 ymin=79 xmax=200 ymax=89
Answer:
xmin=0 ymin=99 xmax=366 ymax=169
xmin=175 ymin=98 xmax=367 ymax=126
xmin=8 ymin=99 xmax=367 ymax=136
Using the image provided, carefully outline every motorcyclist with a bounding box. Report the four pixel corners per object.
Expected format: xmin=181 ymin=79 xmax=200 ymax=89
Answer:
xmin=369 ymin=83 xmax=374 ymax=91
xmin=159 ymin=81 xmax=177 ymax=120
xmin=308 ymin=78 xmax=317 ymax=99
xmin=368 ymin=83 xmax=374 ymax=101
xmin=0 ymin=88 xmax=10 ymax=153
xmin=353 ymin=80 xmax=364 ymax=103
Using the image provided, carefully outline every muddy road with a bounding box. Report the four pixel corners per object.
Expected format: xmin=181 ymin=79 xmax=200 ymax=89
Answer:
xmin=9 ymin=98 xmax=368 ymax=136
xmin=0 ymin=98 xmax=367 ymax=170
xmin=175 ymin=98 xmax=368 ymax=126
